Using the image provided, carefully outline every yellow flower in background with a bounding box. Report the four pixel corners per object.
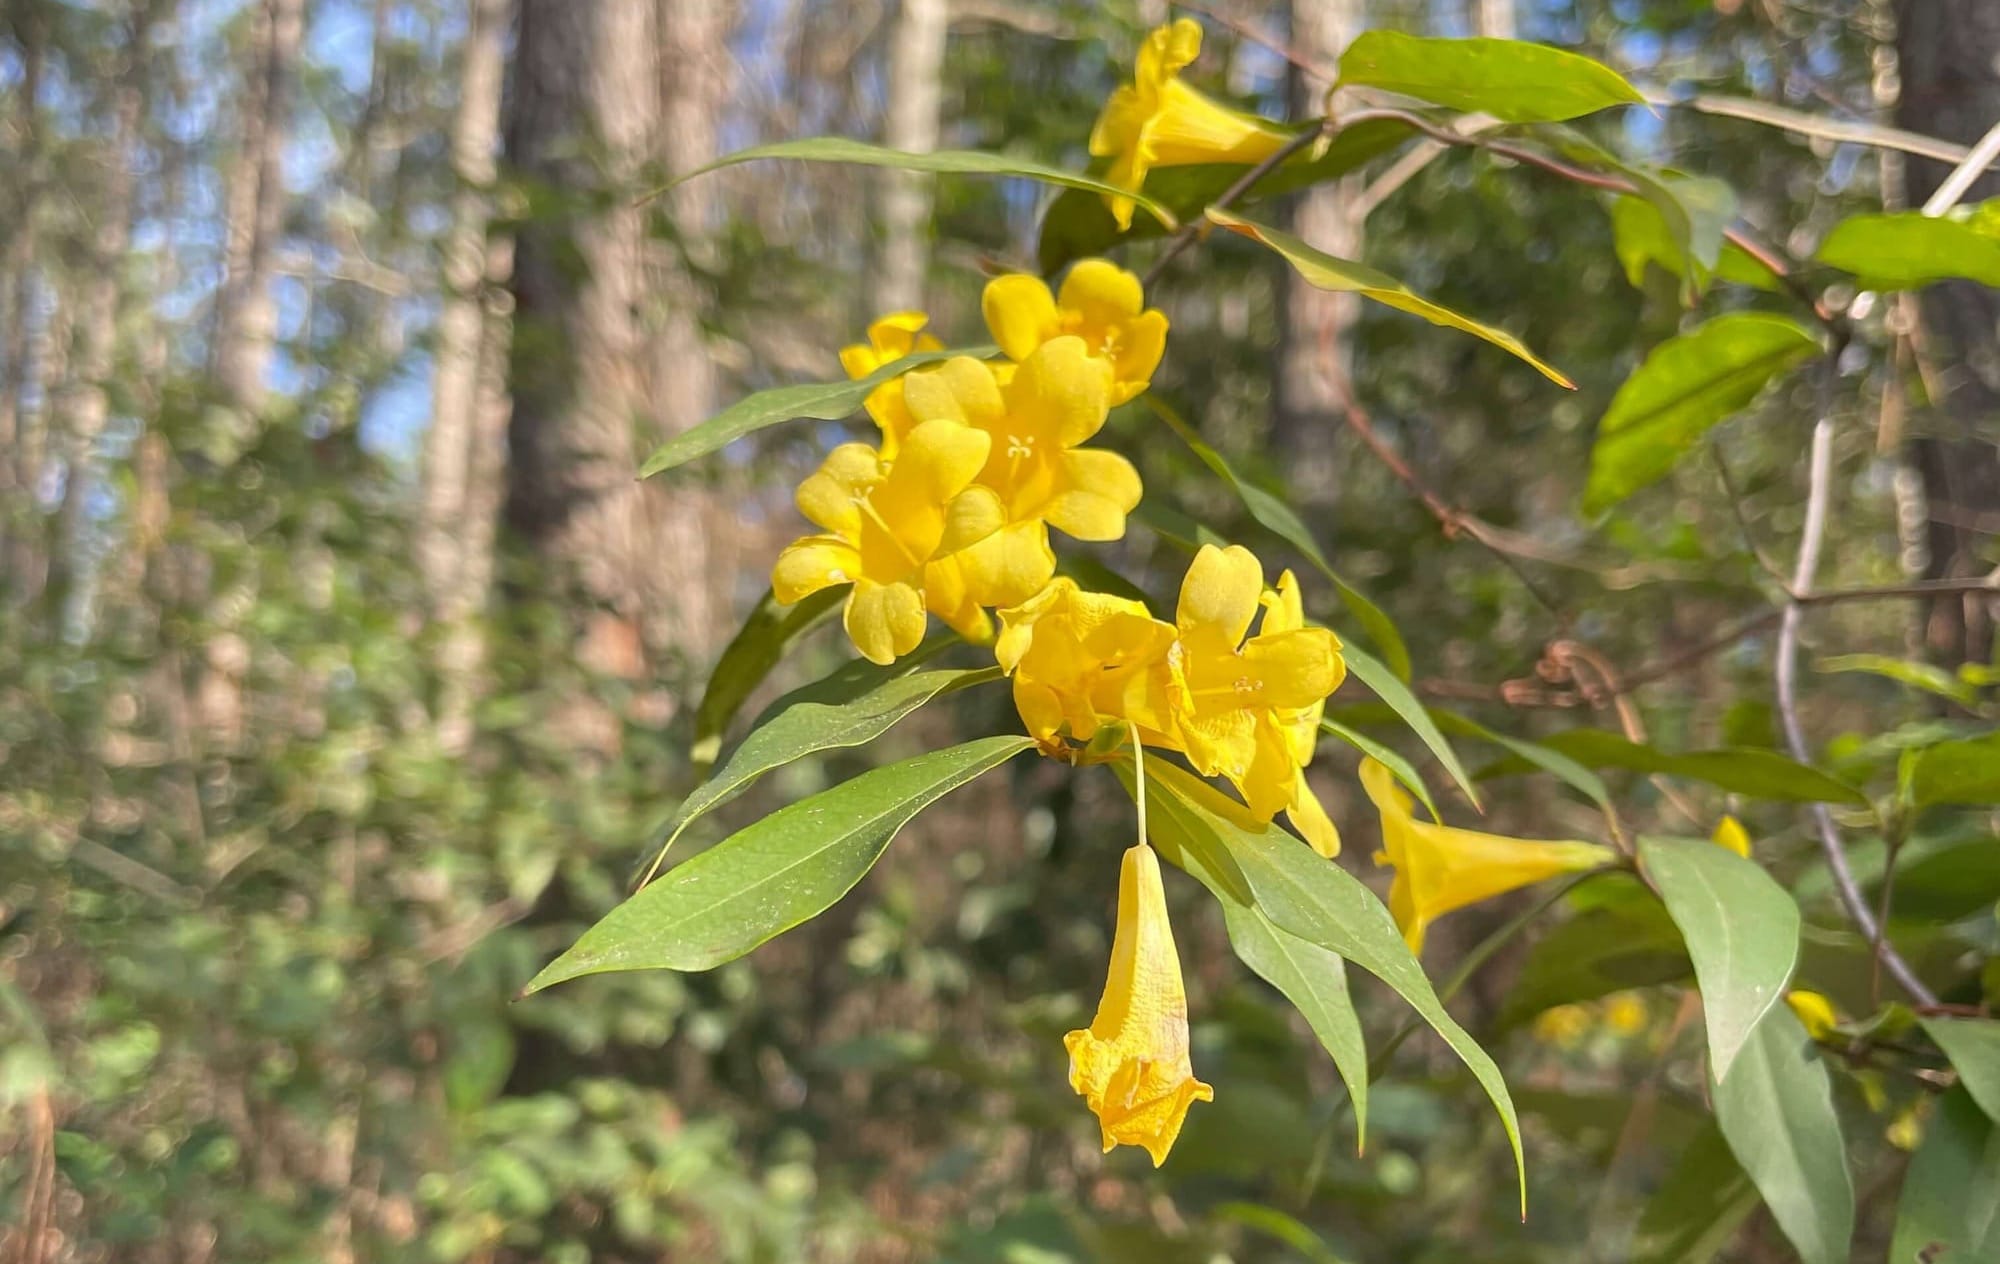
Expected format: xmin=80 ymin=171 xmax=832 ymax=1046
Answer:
xmin=840 ymin=312 xmax=943 ymax=459
xmin=1603 ymin=992 xmax=1649 ymax=1036
xmin=1359 ymin=757 xmax=1614 ymax=954
xmin=1168 ymin=545 xmax=1346 ymax=857
xmin=982 ymin=260 xmax=1169 ymax=404
xmin=1066 ymin=843 xmax=1213 ymax=1165
xmin=995 ymin=578 xmax=1179 ymax=754
xmin=1786 ymin=990 xmax=1838 ymax=1042
xmin=903 ymin=339 xmax=1139 ymax=606
xmin=772 ymin=419 xmax=996 ymax=664
xmin=1711 ymin=815 xmax=1752 ymax=858
xmin=1533 ymin=1004 xmax=1591 ymax=1050
xmin=1088 ymin=18 xmax=1291 ymax=230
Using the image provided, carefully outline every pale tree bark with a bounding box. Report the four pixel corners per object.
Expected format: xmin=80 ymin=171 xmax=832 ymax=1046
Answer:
xmin=876 ymin=0 xmax=947 ymax=314
xmin=422 ymin=0 xmax=511 ymax=750
xmin=1895 ymin=0 xmax=2000 ymax=667
xmin=1475 ymin=0 xmax=1514 ymax=40
xmin=212 ymin=0 xmax=305 ymax=418
xmin=1274 ymin=0 xmax=1362 ymax=493
xmin=50 ymin=0 xmax=165 ymax=634
xmin=2 ymin=9 xmax=47 ymax=525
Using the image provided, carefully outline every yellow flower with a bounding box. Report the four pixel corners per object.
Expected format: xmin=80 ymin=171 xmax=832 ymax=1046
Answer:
xmin=995 ymin=578 xmax=1179 ymax=755
xmin=1786 ymin=989 xmax=1838 ymax=1042
xmin=1603 ymin=992 xmax=1649 ymax=1036
xmin=902 ymin=338 xmax=1139 ymax=607
xmin=1359 ymin=757 xmax=1614 ymax=955
xmin=1065 ymin=843 xmax=1213 ymax=1165
xmin=840 ymin=312 xmax=943 ymax=459
xmin=1088 ymin=18 xmax=1291 ymax=230
xmin=1168 ymin=545 xmax=1345 ymax=857
xmin=982 ymin=261 xmax=1169 ymax=405
xmin=1533 ymin=1004 xmax=1591 ymax=1050
xmin=1711 ymin=815 xmax=1752 ymax=858
xmin=771 ymin=419 xmax=998 ymax=664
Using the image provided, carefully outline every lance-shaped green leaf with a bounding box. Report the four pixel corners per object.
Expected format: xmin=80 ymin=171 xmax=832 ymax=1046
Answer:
xmin=663 ymin=137 xmax=1177 ymax=228
xmin=1816 ymin=210 xmax=2000 ymax=289
xmin=1435 ymin=711 xmax=1614 ymax=813
xmin=1118 ymin=761 xmax=1369 ymax=1148
xmin=1343 ymin=643 xmax=1480 ymax=808
xmin=690 ymin=586 xmax=846 ymax=771
xmin=1921 ymin=1016 xmax=2000 ymax=1123
xmin=1208 ymin=209 xmax=1573 ymax=387
xmin=1143 ymin=760 xmax=1525 ymax=1211
xmin=1320 ymin=719 xmax=1439 ymax=822
xmin=1479 ymin=728 xmax=1867 ymax=806
xmin=1145 ymin=395 xmax=1411 ymax=680
xmin=1890 ymin=1088 xmax=2000 ymax=1263
xmin=1336 ymin=32 xmax=1644 ymax=121
xmin=524 ymin=735 xmax=1033 ymax=991
xmin=1711 ymin=1005 xmax=1854 ymax=1264
xmin=1818 ymin=652 xmax=1982 ymax=707
xmin=1909 ymin=733 xmax=2000 ymax=806
xmin=649 ymin=664 xmax=1001 ymax=878
xmin=1609 ymin=190 xmax=1779 ymax=300
xmin=1633 ymin=1122 xmax=1760 ymax=1264
xmin=1583 ymin=312 xmax=1819 ymax=515
xmin=640 ymin=346 xmax=984 ymax=477
xmin=1640 ymin=836 xmax=1799 ymax=1082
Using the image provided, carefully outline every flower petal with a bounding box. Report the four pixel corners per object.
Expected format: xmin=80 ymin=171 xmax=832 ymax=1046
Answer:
xmin=794 ymin=443 xmax=883 ymax=537
xmin=982 ymin=274 xmax=1061 ymax=362
xmin=938 ymin=485 xmax=1007 ymax=555
xmin=1239 ymin=627 xmax=1344 ymax=710
xmin=1046 ymin=449 xmax=1142 ymax=541
xmin=902 ymin=355 xmax=1004 ymax=430
xmin=880 ymin=418 xmax=991 ymax=512
xmin=844 ymin=578 xmax=927 ymax=665
xmin=1287 ymin=771 xmax=1342 ymax=859
xmin=772 ymin=536 xmax=861 ymax=606
xmin=1008 ymin=336 xmax=1113 ymax=449
xmin=951 ymin=519 xmax=1056 ymax=609
xmin=1109 ymin=309 xmax=1168 ymax=405
xmin=1176 ymin=544 xmax=1263 ymax=648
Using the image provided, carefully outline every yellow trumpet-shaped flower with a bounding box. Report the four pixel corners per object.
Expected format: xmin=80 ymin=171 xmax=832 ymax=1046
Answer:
xmin=982 ymin=261 xmax=1168 ymax=405
xmin=1711 ymin=815 xmax=1752 ymax=858
xmin=1786 ymin=990 xmax=1839 ymax=1042
xmin=840 ymin=312 xmax=943 ymax=459
xmin=995 ymin=578 xmax=1179 ymax=754
xmin=772 ymin=418 xmax=998 ymax=664
xmin=1168 ymin=545 xmax=1346 ymax=857
xmin=903 ymin=339 xmax=1139 ymax=608
xmin=1089 ymin=18 xmax=1292 ymax=230
xmin=1359 ymin=757 xmax=1615 ymax=955
xmin=1066 ymin=843 xmax=1213 ymax=1166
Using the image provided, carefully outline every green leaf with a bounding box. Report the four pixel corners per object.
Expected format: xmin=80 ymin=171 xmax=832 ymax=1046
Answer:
xmin=639 ymin=347 xmax=979 ymax=478
xmin=1921 ymin=1017 xmax=2000 ymax=1123
xmin=1890 ymin=1088 xmax=2000 ymax=1263
xmin=1211 ymin=1202 xmax=1356 ymax=1264
xmin=1142 ymin=759 xmax=1525 ymax=1210
xmin=1343 ymin=643 xmax=1480 ymax=809
xmin=1207 ymin=208 xmax=1573 ymax=388
xmin=1036 ymin=118 xmax=1417 ymax=273
xmin=1336 ymin=32 xmax=1644 ymax=122
xmin=690 ymin=587 xmax=847 ymax=772
xmin=1432 ymin=711 xmax=1614 ymax=812
xmin=1873 ymin=837 xmax=2000 ymax=921
xmin=1480 ymin=728 xmax=1868 ymax=806
xmin=1633 ymin=1122 xmax=1760 ymax=1264
xmin=1640 ymin=836 xmax=1799 ymax=1082
xmin=524 ymin=736 xmax=1034 ymax=991
xmin=1609 ymin=192 xmax=1779 ymax=299
xmin=1816 ymin=210 xmax=2000 ymax=289
xmin=1146 ymin=395 xmax=1411 ymax=679
xmin=669 ymin=137 xmax=1177 ymax=228
xmin=1818 ymin=652 xmax=1981 ymax=707
xmin=1499 ymin=875 xmax=1690 ymax=1028
xmin=1910 ymin=733 xmax=2000 ymax=806
xmin=1711 ymin=1005 xmax=1855 ymax=1264
xmin=651 ymin=665 xmax=1001 ymax=870
xmin=1319 ymin=720 xmax=1438 ymax=822
xmin=1583 ymin=312 xmax=1820 ymax=515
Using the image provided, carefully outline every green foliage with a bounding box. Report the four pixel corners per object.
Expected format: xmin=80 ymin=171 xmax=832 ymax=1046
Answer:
xmin=1335 ymin=32 xmax=1646 ymax=122
xmin=1815 ymin=208 xmax=2000 ymax=289
xmin=1890 ymin=1089 xmax=2000 ymax=1261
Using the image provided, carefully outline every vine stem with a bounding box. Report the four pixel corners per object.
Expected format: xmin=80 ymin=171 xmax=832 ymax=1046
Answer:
xmin=1774 ymin=414 xmax=1939 ymax=1008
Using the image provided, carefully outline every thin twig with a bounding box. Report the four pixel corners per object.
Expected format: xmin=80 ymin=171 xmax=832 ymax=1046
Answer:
xmin=1921 ymin=116 xmax=2000 ymax=216
xmin=1799 ymin=576 xmax=2000 ymax=605
xmin=1710 ymin=442 xmax=1793 ymax=587
xmin=1143 ymin=120 xmax=1329 ymax=288
xmin=1682 ymin=95 xmax=1990 ymax=170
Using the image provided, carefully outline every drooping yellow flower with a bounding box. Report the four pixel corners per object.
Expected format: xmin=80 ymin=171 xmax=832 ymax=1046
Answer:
xmin=1786 ymin=990 xmax=1838 ymax=1042
xmin=840 ymin=312 xmax=943 ymax=459
xmin=902 ymin=338 xmax=1139 ymax=607
xmin=1711 ymin=815 xmax=1752 ymax=858
xmin=1088 ymin=18 xmax=1292 ymax=230
xmin=1359 ymin=757 xmax=1615 ymax=955
xmin=982 ymin=261 xmax=1168 ymax=405
xmin=772 ymin=418 xmax=997 ymax=664
xmin=1066 ymin=843 xmax=1213 ymax=1166
xmin=1168 ymin=545 xmax=1346 ymax=857
xmin=995 ymin=578 xmax=1179 ymax=755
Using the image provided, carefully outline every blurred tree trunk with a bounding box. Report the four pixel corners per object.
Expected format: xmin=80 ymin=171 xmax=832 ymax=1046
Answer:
xmin=49 ymin=0 xmax=164 ymax=635
xmin=212 ymin=0 xmax=304 ymax=419
xmin=1895 ymin=0 xmax=2000 ymax=667
xmin=422 ymin=0 xmax=512 ymax=751
xmin=1476 ymin=0 xmax=1514 ymax=40
xmin=2 ymin=8 xmax=47 ymax=595
xmin=1274 ymin=0 xmax=1361 ymax=495
xmin=877 ymin=0 xmax=946 ymax=313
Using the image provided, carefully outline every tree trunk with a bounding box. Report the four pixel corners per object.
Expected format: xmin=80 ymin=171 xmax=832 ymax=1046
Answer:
xmin=1895 ymin=0 xmax=2000 ymax=667
xmin=211 ymin=0 xmax=304 ymax=420
xmin=423 ymin=0 xmax=512 ymax=751
xmin=1476 ymin=0 xmax=1515 ymax=40
xmin=1274 ymin=0 xmax=1362 ymax=495
xmin=876 ymin=0 xmax=947 ymax=314
xmin=2 ymin=8 xmax=46 ymax=555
